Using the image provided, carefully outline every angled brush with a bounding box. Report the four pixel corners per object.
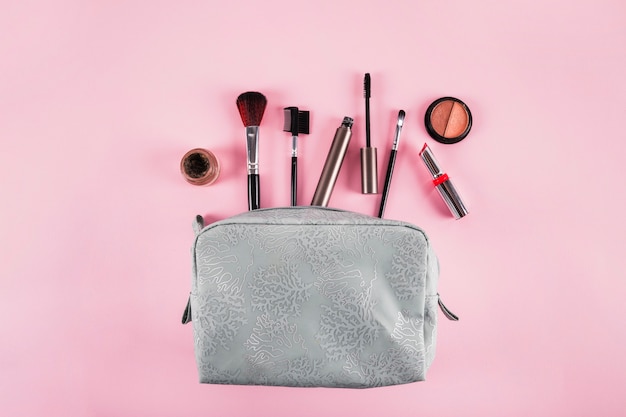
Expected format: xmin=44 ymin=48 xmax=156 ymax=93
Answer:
xmin=236 ymin=91 xmax=267 ymax=210
xmin=283 ymin=107 xmax=310 ymax=206
xmin=378 ymin=110 xmax=405 ymax=218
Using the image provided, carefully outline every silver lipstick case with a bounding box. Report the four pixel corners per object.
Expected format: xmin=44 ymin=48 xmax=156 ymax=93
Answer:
xmin=419 ymin=144 xmax=468 ymax=219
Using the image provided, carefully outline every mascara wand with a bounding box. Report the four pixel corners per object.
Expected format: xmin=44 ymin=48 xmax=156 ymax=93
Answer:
xmin=361 ymin=73 xmax=378 ymax=194
xmin=283 ymin=107 xmax=310 ymax=206
xmin=236 ymin=91 xmax=267 ymax=211
xmin=378 ymin=110 xmax=405 ymax=218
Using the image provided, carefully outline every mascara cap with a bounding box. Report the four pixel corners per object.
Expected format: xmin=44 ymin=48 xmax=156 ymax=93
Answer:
xmin=311 ymin=117 xmax=353 ymax=207
xmin=360 ymin=147 xmax=378 ymax=194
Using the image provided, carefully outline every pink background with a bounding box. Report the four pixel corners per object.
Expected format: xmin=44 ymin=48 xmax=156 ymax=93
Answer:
xmin=2 ymin=0 xmax=625 ymax=416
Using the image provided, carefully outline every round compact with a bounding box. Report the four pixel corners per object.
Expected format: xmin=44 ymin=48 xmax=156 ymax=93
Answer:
xmin=424 ymin=97 xmax=472 ymax=144
xmin=180 ymin=148 xmax=220 ymax=186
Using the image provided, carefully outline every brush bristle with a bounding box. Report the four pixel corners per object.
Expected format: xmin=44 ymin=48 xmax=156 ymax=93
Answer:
xmin=297 ymin=111 xmax=310 ymax=134
xmin=283 ymin=107 xmax=298 ymax=133
xmin=283 ymin=107 xmax=310 ymax=136
xmin=364 ymin=73 xmax=371 ymax=98
xmin=236 ymin=91 xmax=267 ymax=127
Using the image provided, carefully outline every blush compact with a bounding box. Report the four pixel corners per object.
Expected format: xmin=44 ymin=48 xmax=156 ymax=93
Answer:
xmin=424 ymin=97 xmax=472 ymax=144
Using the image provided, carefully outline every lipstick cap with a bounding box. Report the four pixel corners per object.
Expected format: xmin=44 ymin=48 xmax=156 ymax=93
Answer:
xmin=360 ymin=147 xmax=378 ymax=194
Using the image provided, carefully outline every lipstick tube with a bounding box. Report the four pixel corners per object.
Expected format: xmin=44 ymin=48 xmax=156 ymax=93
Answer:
xmin=311 ymin=117 xmax=353 ymax=207
xmin=419 ymin=144 xmax=468 ymax=219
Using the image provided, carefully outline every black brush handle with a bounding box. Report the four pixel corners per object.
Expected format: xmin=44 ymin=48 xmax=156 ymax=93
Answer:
xmin=248 ymin=173 xmax=260 ymax=210
xmin=378 ymin=149 xmax=397 ymax=218
xmin=291 ymin=156 xmax=297 ymax=206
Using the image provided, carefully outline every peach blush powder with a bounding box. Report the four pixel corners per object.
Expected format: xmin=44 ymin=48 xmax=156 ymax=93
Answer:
xmin=429 ymin=100 xmax=454 ymax=136
xmin=425 ymin=97 xmax=472 ymax=144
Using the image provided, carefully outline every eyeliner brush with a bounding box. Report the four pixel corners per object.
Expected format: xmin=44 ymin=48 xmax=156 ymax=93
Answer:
xmin=378 ymin=110 xmax=405 ymax=218
xmin=236 ymin=91 xmax=267 ymax=211
xmin=283 ymin=107 xmax=310 ymax=206
xmin=361 ymin=73 xmax=379 ymax=194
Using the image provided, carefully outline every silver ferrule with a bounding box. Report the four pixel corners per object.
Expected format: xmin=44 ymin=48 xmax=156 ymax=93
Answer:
xmin=291 ymin=135 xmax=298 ymax=158
xmin=246 ymin=126 xmax=259 ymax=175
xmin=392 ymin=122 xmax=403 ymax=151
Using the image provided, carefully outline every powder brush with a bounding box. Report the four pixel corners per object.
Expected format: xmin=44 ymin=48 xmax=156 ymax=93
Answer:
xmin=236 ymin=91 xmax=267 ymax=211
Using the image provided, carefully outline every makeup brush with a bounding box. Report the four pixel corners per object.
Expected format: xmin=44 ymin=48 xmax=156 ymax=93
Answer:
xmin=361 ymin=73 xmax=378 ymax=194
xmin=378 ymin=110 xmax=405 ymax=218
xmin=283 ymin=107 xmax=310 ymax=206
xmin=236 ymin=91 xmax=267 ymax=211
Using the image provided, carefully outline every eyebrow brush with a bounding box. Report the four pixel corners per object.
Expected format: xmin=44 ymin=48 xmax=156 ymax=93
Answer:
xmin=361 ymin=73 xmax=379 ymax=194
xmin=236 ymin=91 xmax=267 ymax=211
xmin=378 ymin=110 xmax=405 ymax=218
xmin=283 ymin=107 xmax=310 ymax=206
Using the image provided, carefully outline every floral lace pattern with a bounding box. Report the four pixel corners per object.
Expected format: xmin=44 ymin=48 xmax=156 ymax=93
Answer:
xmin=190 ymin=207 xmax=439 ymax=388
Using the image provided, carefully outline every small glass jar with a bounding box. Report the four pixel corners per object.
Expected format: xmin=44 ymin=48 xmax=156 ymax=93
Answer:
xmin=180 ymin=148 xmax=220 ymax=186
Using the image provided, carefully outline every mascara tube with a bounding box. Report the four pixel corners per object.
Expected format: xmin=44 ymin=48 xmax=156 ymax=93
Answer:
xmin=311 ymin=117 xmax=353 ymax=207
xmin=419 ymin=143 xmax=468 ymax=219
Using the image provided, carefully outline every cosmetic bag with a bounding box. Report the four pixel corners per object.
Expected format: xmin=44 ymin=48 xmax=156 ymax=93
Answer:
xmin=182 ymin=206 xmax=457 ymax=388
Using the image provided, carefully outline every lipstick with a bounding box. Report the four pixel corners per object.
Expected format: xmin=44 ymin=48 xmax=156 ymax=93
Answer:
xmin=419 ymin=143 xmax=468 ymax=219
xmin=311 ymin=117 xmax=353 ymax=207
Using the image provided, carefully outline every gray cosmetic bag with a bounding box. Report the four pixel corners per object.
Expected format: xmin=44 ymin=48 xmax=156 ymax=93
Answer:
xmin=182 ymin=207 xmax=457 ymax=388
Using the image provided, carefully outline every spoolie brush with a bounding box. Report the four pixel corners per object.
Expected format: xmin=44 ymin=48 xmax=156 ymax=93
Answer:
xmin=361 ymin=73 xmax=378 ymax=194
xmin=283 ymin=107 xmax=310 ymax=206
xmin=236 ymin=91 xmax=267 ymax=211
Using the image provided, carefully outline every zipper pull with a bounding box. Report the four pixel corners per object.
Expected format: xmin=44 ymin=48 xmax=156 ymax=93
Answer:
xmin=182 ymin=295 xmax=192 ymax=324
xmin=182 ymin=215 xmax=204 ymax=325
xmin=438 ymin=294 xmax=459 ymax=321
xmin=193 ymin=215 xmax=204 ymax=235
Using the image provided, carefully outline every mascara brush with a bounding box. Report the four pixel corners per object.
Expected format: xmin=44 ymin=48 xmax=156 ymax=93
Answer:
xmin=283 ymin=107 xmax=310 ymax=206
xmin=361 ymin=73 xmax=378 ymax=194
xmin=236 ymin=91 xmax=267 ymax=211
xmin=378 ymin=110 xmax=405 ymax=218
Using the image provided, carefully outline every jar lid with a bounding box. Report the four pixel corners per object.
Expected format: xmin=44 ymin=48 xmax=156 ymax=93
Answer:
xmin=180 ymin=148 xmax=220 ymax=186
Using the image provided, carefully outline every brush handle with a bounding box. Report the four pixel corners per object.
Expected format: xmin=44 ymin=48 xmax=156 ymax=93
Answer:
xmin=291 ymin=156 xmax=297 ymax=206
xmin=378 ymin=149 xmax=397 ymax=218
xmin=248 ymin=173 xmax=260 ymax=210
